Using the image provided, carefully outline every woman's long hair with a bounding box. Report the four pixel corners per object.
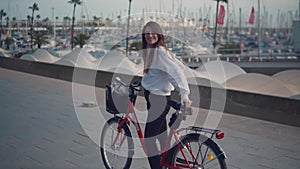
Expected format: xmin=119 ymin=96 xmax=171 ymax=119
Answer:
xmin=141 ymin=21 xmax=169 ymax=73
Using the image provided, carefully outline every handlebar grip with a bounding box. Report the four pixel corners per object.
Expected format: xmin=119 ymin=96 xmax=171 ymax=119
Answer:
xmin=182 ymin=101 xmax=192 ymax=115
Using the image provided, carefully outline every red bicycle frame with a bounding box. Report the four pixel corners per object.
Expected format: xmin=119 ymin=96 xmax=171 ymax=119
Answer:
xmin=110 ymin=100 xmax=200 ymax=169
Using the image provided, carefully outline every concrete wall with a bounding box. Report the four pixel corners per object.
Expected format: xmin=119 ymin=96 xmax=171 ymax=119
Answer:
xmin=1 ymin=57 xmax=299 ymax=127
xmin=235 ymin=62 xmax=300 ymax=75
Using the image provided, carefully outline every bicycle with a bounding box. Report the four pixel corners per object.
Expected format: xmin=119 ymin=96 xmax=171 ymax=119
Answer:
xmin=100 ymin=77 xmax=227 ymax=169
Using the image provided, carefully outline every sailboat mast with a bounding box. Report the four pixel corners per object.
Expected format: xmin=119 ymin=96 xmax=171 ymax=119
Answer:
xmin=125 ymin=0 xmax=132 ymax=57
xmin=52 ymin=0 xmax=56 ymax=47
xmin=172 ymin=0 xmax=174 ymax=48
xmin=226 ymin=0 xmax=229 ymax=42
xmin=299 ymin=0 xmax=300 ymax=19
xmin=8 ymin=0 xmax=11 ymax=36
xmin=257 ymin=0 xmax=261 ymax=58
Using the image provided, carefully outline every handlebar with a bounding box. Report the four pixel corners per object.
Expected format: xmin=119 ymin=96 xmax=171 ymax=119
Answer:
xmin=168 ymin=100 xmax=192 ymax=129
xmin=113 ymin=77 xmax=141 ymax=91
xmin=168 ymin=99 xmax=192 ymax=116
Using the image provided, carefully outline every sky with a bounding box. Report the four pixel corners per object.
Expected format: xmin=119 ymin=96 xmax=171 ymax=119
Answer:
xmin=0 ymin=0 xmax=299 ymax=22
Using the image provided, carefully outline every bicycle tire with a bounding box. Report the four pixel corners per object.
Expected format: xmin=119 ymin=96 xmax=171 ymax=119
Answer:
xmin=100 ymin=117 xmax=134 ymax=169
xmin=168 ymin=133 xmax=227 ymax=169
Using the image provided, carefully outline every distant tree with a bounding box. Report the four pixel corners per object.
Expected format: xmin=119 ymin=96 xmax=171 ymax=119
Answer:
xmin=93 ymin=16 xmax=99 ymax=27
xmin=0 ymin=9 xmax=6 ymax=42
xmin=27 ymin=15 xmax=31 ymax=27
xmin=130 ymin=41 xmax=142 ymax=51
xmin=36 ymin=14 xmax=41 ymax=27
xmin=34 ymin=31 xmax=49 ymax=48
xmin=63 ymin=16 xmax=71 ymax=27
xmin=63 ymin=16 xmax=71 ymax=37
xmin=74 ymin=33 xmax=89 ymax=48
xmin=12 ymin=17 xmax=17 ymax=27
xmin=68 ymin=0 xmax=82 ymax=49
xmin=0 ymin=9 xmax=6 ymax=27
xmin=29 ymin=2 xmax=39 ymax=49
xmin=217 ymin=43 xmax=241 ymax=54
xmin=5 ymin=16 xmax=9 ymax=27
xmin=5 ymin=36 xmax=13 ymax=50
xmin=42 ymin=17 xmax=50 ymax=27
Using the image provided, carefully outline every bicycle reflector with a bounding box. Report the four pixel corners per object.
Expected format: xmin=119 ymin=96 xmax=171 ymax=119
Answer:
xmin=207 ymin=154 xmax=214 ymax=160
xmin=216 ymin=132 xmax=224 ymax=139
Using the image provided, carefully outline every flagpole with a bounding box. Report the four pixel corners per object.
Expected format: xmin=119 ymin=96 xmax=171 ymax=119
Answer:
xmin=213 ymin=0 xmax=220 ymax=50
xmin=226 ymin=0 xmax=229 ymax=43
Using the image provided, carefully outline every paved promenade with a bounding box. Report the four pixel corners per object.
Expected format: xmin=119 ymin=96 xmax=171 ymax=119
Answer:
xmin=0 ymin=68 xmax=299 ymax=169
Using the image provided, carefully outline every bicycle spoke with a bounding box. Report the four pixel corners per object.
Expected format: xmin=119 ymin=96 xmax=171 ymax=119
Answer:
xmin=100 ymin=118 xmax=133 ymax=169
xmin=169 ymin=134 xmax=226 ymax=169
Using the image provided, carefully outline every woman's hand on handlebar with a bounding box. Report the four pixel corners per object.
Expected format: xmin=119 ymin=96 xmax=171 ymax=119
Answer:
xmin=182 ymin=98 xmax=192 ymax=115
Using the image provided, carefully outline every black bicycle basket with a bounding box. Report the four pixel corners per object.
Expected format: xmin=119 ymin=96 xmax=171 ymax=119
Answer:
xmin=105 ymin=83 xmax=138 ymax=114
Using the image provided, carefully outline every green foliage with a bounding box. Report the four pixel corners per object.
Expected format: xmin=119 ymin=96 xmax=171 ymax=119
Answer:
xmin=5 ymin=36 xmax=13 ymax=50
xmin=218 ymin=43 xmax=241 ymax=54
xmin=29 ymin=3 xmax=39 ymax=48
xmin=130 ymin=41 xmax=142 ymax=51
xmin=0 ymin=9 xmax=7 ymax=27
xmin=74 ymin=33 xmax=90 ymax=48
xmin=34 ymin=31 xmax=49 ymax=48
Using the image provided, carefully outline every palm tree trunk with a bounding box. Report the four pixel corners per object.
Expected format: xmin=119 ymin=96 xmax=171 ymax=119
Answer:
xmin=71 ymin=4 xmax=76 ymax=49
xmin=31 ymin=10 xmax=34 ymax=49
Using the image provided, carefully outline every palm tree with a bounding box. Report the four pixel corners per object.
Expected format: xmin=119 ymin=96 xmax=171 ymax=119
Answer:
xmin=29 ymin=2 xmax=39 ymax=49
xmin=12 ymin=17 xmax=17 ymax=27
xmin=5 ymin=36 xmax=13 ymax=50
xmin=0 ymin=9 xmax=6 ymax=27
xmin=63 ymin=16 xmax=71 ymax=27
xmin=34 ymin=31 xmax=49 ymax=48
xmin=42 ymin=17 xmax=50 ymax=27
xmin=63 ymin=16 xmax=71 ymax=37
xmin=36 ymin=14 xmax=41 ymax=27
xmin=27 ymin=15 xmax=31 ymax=24
xmin=74 ymin=33 xmax=89 ymax=48
xmin=68 ymin=0 xmax=82 ymax=49
xmin=0 ymin=9 xmax=6 ymax=42
xmin=5 ymin=16 xmax=9 ymax=27
xmin=29 ymin=3 xmax=39 ymax=49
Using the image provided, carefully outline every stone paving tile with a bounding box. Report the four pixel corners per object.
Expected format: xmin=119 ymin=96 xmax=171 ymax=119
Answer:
xmin=1 ymin=68 xmax=300 ymax=169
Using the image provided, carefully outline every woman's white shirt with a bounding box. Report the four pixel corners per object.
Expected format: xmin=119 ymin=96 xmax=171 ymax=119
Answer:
xmin=141 ymin=46 xmax=190 ymax=100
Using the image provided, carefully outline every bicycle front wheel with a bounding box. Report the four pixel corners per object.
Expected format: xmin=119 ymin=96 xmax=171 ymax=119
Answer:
xmin=100 ymin=117 xmax=134 ymax=169
xmin=168 ymin=133 xmax=227 ymax=169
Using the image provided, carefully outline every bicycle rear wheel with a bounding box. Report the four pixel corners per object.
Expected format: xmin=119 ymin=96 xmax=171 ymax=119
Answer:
xmin=168 ymin=133 xmax=227 ymax=169
xmin=100 ymin=117 xmax=134 ymax=169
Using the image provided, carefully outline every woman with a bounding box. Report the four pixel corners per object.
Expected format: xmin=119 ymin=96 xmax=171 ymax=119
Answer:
xmin=141 ymin=21 xmax=191 ymax=169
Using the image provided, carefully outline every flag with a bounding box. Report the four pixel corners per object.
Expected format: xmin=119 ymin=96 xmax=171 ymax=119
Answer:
xmin=249 ymin=6 xmax=255 ymax=25
xmin=217 ymin=5 xmax=225 ymax=25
